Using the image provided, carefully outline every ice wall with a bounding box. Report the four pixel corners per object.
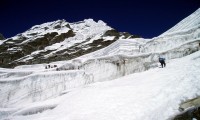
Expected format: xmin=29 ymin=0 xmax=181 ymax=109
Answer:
xmin=57 ymin=39 xmax=200 ymax=83
xmin=143 ymin=26 xmax=200 ymax=53
xmin=79 ymin=38 xmax=146 ymax=59
xmin=0 ymin=71 xmax=33 ymax=79
xmin=0 ymin=70 xmax=92 ymax=107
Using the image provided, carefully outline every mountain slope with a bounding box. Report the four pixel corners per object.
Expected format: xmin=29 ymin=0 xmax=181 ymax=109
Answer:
xmin=0 ymin=19 xmax=139 ymax=68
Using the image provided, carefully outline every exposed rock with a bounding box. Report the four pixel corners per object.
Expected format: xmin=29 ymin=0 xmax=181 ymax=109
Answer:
xmin=120 ymin=32 xmax=141 ymax=39
xmin=103 ymin=29 xmax=120 ymax=37
xmin=172 ymin=97 xmax=200 ymax=120
xmin=0 ymin=33 xmax=5 ymax=40
xmin=173 ymin=106 xmax=200 ymax=120
xmin=0 ymin=30 xmax=75 ymax=68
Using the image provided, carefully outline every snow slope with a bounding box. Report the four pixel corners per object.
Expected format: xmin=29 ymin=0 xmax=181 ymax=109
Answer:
xmin=161 ymin=8 xmax=200 ymax=36
xmin=5 ymin=49 xmax=200 ymax=120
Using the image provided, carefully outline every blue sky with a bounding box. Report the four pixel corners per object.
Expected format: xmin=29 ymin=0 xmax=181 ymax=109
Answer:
xmin=0 ymin=0 xmax=199 ymax=38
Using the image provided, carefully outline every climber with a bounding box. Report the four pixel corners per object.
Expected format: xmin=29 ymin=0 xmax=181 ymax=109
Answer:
xmin=159 ymin=56 xmax=166 ymax=68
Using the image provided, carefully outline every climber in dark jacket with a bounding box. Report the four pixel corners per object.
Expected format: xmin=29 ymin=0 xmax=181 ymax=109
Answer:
xmin=159 ymin=57 xmax=166 ymax=68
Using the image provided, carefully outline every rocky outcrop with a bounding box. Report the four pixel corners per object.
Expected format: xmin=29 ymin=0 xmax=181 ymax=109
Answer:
xmin=0 ymin=30 xmax=75 ymax=68
xmin=172 ymin=97 xmax=200 ymax=120
xmin=0 ymin=33 xmax=5 ymax=40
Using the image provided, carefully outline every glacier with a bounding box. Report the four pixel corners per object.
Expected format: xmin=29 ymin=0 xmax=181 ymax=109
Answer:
xmin=0 ymin=8 xmax=200 ymax=120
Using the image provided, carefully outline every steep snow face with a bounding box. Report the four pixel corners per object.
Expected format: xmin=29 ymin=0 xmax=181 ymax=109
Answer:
xmin=70 ymin=19 xmax=110 ymax=36
xmin=78 ymin=38 xmax=147 ymax=59
xmin=161 ymin=8 xmax=200 ymax=36
xmin=13 ymin=20 xmax=71 ymax=43
xmin=141 ymin=8 xmax=200 ymax=53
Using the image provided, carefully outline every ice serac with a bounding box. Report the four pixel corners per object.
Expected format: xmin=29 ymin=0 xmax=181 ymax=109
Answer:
xmin=0 ymin=8 xmax=200 ymax=120
xmin=0 ymin=69 xmax=93 ymax=107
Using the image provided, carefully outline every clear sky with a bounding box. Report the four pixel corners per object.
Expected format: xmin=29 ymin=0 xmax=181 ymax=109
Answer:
xmin=0 ymin=0 xmax=199 ymax=38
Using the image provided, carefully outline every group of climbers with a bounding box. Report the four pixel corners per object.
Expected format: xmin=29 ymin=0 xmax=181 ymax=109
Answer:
xmin=45 ymin=64 xmax=57 ymax=69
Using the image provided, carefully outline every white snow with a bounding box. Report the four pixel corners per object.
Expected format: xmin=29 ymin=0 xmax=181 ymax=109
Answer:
xmin=44 ymin=43 xmax=62 ymax=51
xmin=103 ymin=36 xmax=116 ymax=40
xmin=23 ymin=20 xmax=70 ymax=39
xmin=7 ymin=47 xmax=22 ymax=51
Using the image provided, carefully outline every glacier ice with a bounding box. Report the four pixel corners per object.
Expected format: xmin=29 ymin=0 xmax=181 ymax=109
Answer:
xmin=0 ymin=70 xmax=93 ymax=108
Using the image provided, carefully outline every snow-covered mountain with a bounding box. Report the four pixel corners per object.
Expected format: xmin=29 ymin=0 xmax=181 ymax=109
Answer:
xmin=0 ymin=8 xmax=200 ymax=120
xmin=0 ymin=19 xmax=139 ymax=68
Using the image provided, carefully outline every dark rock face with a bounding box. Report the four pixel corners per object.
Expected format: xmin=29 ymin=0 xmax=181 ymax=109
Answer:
xmin=120 ymin=32 xmax=141 ymax=39
xmin=173 ymin=106 xmax=200 ymax=120
xmin=172 ymin=97 xmax=200 ymax=120
xmin=0 ymin=30 xmax=75 ymax=68
xmin=0 ymin=33 xmax=5 ymax=40
xmin=104 ymin=29 xmax=120 ymax=38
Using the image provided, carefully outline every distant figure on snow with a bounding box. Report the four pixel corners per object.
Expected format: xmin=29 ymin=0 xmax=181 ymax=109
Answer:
xmin=159 ymin=57 xmax=166 ymax=68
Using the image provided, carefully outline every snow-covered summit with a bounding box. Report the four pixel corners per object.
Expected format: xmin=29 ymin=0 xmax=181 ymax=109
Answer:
xmin=12 ymin=18 xmax=109 ymax=42
xmin=138 ymin=8 xmax=200 ymax=54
